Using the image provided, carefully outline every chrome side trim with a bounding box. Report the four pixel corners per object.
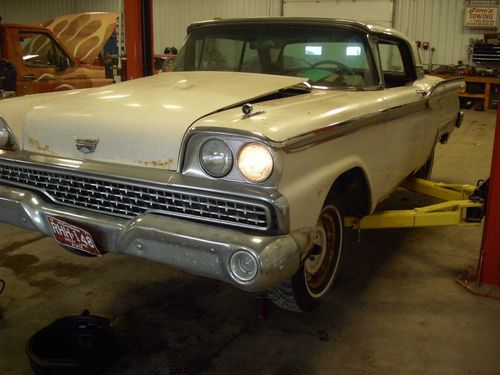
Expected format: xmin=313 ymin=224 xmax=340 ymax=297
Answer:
xmin=282 ymin=100 xmax=428 ymax=152
xmin=187 ymin=99 xmax=429 ymax=154
xmin=427 ymin=77 xmax=465 ymax=97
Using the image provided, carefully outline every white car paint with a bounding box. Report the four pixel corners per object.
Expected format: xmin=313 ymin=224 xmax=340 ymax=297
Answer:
xmin=8 ymin=72 xmax=305 ymax=168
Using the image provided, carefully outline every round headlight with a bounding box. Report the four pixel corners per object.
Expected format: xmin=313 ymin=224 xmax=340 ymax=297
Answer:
xmin=230 ymin=250 xmax=258 ymax=282
xmin=237 ymin=143 xmax=273 ymax=183
xmin=0 ymin=127 xmax=9 ymax=149
xmin=199 ymin=139 xmax=233 ymax=178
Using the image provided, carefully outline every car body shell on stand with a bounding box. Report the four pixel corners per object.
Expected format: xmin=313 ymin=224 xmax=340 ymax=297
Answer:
xmin=0 ymin=18 xmax=464 ymax=311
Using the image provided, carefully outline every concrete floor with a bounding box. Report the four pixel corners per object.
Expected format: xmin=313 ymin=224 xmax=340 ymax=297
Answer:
xmin=1 ymin=109 xmax=499 ymax=375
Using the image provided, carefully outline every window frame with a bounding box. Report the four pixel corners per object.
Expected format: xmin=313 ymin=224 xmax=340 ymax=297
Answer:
xmin=374 ymin=34 xmax=418 ymax=89
xmin=18 ymin=31 xmax=72 ymax=69
xmin=174 ymin=23 xmax=382 ymax=90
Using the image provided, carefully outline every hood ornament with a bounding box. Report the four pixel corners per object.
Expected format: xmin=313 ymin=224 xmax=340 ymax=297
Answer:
xmin=75 ymin=138 xmax=99 ymax=154
xmin=241 ymin=103 xmax=265 ymax=119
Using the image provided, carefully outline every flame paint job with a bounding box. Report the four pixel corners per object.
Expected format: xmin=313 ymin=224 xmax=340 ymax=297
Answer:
xmin=0 ymin=21 xmax=113 ymax=97
xmin=43 ymin=12 xmax=119 ymax=65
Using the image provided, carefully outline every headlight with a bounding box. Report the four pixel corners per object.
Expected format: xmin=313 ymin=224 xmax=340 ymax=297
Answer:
xmin=237 ymin=143 xmax=273 ymax=183
xmin=199 ymin=139 xmax=233 ymax=178
xmin=0 ymin=118 xmax=16 ymax=150
xmin=0 ymin=128 xmax=9 ymax=148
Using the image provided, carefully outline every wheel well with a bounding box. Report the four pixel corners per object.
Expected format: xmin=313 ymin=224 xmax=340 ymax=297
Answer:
xmin=326 ymin=168 xmax=371 ymax=216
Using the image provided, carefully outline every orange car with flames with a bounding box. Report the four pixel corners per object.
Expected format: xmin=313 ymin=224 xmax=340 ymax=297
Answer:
xmin=0 ymin=12 xmax=117 ymax=98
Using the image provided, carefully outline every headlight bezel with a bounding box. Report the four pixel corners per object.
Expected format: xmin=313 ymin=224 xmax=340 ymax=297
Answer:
xmin=182 ymin=132 xmax=278 ymax=185
xmin=0 ymin=117 xmax=18 ymax=151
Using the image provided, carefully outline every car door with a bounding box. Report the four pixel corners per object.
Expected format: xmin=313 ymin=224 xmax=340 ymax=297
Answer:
xmin=376 ymin=35 xmax=434 ymax=190
xmin=14 ymin=28 xmax=93 ymax=95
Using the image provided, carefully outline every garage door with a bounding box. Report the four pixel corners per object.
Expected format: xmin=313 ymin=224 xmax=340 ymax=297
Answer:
xmin=283 ymin=0 xmax=394 ymax=27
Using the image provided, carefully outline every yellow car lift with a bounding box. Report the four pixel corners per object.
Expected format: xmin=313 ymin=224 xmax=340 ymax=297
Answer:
xmin=344 ymin=177 xmax=485 ymax=230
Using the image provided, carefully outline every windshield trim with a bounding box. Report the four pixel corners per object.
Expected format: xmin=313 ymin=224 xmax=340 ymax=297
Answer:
xmin=174 ymin=23 xmax=380 ymax=90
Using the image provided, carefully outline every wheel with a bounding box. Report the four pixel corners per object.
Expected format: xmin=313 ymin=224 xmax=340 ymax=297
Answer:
xmin=310 ymin=60 xmax=356 ymax=75
xmin=268 ymin=204 xmax=344 ymax=312
xmin=414 ymin=149 xmax=435 ymax=180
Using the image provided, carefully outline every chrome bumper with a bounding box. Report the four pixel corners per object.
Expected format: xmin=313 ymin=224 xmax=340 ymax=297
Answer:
xmin=0 ymin=184 xmax=304 ymax=292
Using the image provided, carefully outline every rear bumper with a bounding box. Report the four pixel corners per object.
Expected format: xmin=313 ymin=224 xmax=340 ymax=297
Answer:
xmin=0 ymin=184 xmax=304 ymax=291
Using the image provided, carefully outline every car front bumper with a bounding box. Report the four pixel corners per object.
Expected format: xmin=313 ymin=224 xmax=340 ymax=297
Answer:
xmin=0 ymin=184 xmax=305 ymax=291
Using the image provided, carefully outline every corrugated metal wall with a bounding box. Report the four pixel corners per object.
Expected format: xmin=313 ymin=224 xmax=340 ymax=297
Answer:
xmin=154 ymin=0 xmax=281 ymax=52
xmin=283 ymin=0 xmax=394 ymax=27
xmin=73 ymin=0 xmax=120 ymax=13
xmin=1 ymin=0 xmax=280 ymax=53
xmin=394 ymin=0 xmax=498 ymax=67
xmin=0 ymin=0 xmax=76 ymax=24
xmin=1 ymin=0 xmax=498 ymax=63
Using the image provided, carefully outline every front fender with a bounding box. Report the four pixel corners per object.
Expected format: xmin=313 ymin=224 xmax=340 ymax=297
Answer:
xmin=279 ymin=148 xmax=375 ymax=232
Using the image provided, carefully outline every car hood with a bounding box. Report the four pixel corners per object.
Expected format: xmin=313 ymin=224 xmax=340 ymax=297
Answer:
xmin=21 ymin=72 xmax=307 ymax=170
xmin=44 ymin=12 xmax=118 ymax=64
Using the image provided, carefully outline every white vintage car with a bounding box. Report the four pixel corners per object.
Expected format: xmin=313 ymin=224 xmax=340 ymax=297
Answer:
xmin=0 ymin=18 xmax=463 ymax=312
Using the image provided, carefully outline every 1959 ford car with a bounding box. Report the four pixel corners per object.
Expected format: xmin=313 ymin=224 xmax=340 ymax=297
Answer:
xmin=0 ymin=18 xmax=463 ymax=312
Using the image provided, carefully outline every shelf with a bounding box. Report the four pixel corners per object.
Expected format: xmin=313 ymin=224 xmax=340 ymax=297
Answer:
xmin=459 ymin=93 xmax=486 ymax=99
xmin=435 ymin=75 xmax=500 ymax=111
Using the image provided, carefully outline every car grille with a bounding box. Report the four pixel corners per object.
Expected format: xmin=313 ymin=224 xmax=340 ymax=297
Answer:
xmin=0 ymin=162 xmax=273 ymax=230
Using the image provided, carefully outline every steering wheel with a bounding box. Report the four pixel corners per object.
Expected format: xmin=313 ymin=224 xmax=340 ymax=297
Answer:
xmin=310 ymin=60 xmax=356 ymax=75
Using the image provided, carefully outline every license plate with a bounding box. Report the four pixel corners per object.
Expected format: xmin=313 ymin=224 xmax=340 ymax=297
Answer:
xmin=47 ymin=216 xmax=101 ymax=256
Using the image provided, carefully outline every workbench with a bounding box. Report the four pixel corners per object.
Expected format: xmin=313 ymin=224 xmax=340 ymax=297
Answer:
xmin=435 ymin=75 xmax=500 ymax=111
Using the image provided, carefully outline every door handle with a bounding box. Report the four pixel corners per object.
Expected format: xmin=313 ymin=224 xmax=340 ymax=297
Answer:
xmin=23 ymin=74 xmax=37 ymax=81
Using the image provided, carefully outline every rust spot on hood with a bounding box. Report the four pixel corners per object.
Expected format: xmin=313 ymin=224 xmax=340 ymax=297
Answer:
xmin=137 ymin=159 xmax=174 ymax=169
xmin=27 ymin=137 xmax=55 ymax=155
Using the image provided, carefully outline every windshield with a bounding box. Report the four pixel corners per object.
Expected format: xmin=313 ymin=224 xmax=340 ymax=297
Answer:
xmin=173 ymin=24 xmax=378 ymax=89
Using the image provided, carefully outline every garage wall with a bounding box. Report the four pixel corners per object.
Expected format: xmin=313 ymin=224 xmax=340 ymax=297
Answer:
xmin=1 ymin=0 xmax=498 ymax=65
xmin=0 ymin=0 xmax=280 ymax=54
xmin=283 ymin=0 xmax=394 ymax=27
xmin=394 ymin=0 xmax=498 ymax=67
xmin=73 ymin=0 xmax=120 ymax=13
xmin=0 ymin=0 xmax=119 ymax=24
xmin=0 ymin=0 xmax=76 ymax=24
xmin=154 ymin=0 xmax=281 ymax=52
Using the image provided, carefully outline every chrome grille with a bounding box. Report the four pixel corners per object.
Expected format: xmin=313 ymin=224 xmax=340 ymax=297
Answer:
xmin=0 ymin=162 xmax=272 ymax=230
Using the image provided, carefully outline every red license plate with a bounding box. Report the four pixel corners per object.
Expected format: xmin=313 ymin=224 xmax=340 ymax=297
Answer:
xmin=47 ymin=216 xmax=101 ymax=256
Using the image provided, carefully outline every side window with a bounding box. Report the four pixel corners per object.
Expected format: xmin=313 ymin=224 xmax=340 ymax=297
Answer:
xmin=19 ymin=32 xmax=70 ymax=68
xmin=378 ymin=39 xmax=416 ymax=88
xmin=379 ymin=43 xmax=404 ymax=73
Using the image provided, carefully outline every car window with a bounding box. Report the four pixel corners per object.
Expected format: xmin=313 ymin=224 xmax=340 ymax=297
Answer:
xmin=19 ymin=32 xmax=70 ymax=68
xmin=379 ymin=43 xmax=404 ymax=72
xmin=196 ymin=38 xmax=245 ymax=71
xmin=377 ymin=38 xmax=416 ymax=88
xmin=282 ymin=42 xmax=369 ymax=87
xmin=174 ymin=24 xmax=378 ymax=89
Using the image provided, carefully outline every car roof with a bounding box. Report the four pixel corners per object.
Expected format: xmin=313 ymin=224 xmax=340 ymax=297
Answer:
xmin=188 ymin=17 xmax=370 ymax=32
xmin=187 ymin=17 xmax=414 ymax=46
